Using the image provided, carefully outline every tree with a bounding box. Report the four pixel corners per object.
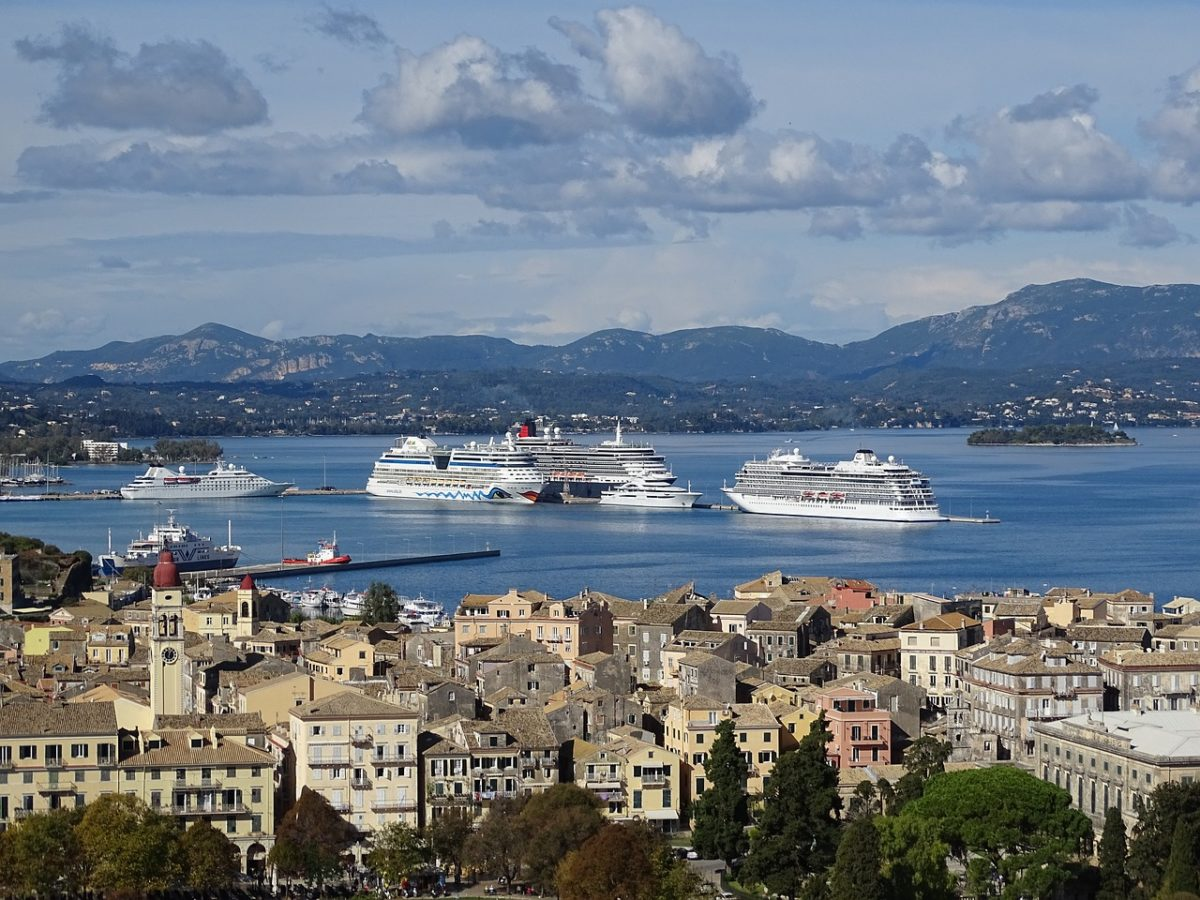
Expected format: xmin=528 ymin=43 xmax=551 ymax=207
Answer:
xmin=876 ymin=815 xmax=956 ymax=900
xmin=900 ymin=766 xmax=1092 ymax=900
xmin=1159 ymin=814 xmax=1200 ymax=899
xmin=1097 ymin=807 xmax=1130 ymax=900
xmin=426 ymin=807 xmax=474 ymax=886
xmin=179 ymin=819 xmax=240 ymax=890
xmin=369 ymin=822 xmax=430 ymax=887
xmin=361 ymin=581 xmax=401 ymax=624
xmin=557 ymin=823 xmax=663 ymax=900
xmin=76 ymin=795 xmax=181 ymax=894
xmin=690 ymin=718 xmax=749 ymax=867
xmin=846 ymin=780 xmax=881 ymax=821
xmin=270 ymin=787 xmax=361 ymax=886
xmin=1129 ymin=781 xmax=1200 ymax=898
xmin=902 ymin=735 xmax=951 ymax=783
xmin=519 ymin=783 xmax=605 ymax=893
xmin=742 ymin=715 xmax=841 ymax=899
xmin=466 ymin=796 xmax=528 ymax=892
xmin=0 ymin=807 xmax=85 ymax=895
xmin=829 ymin=817 xmax=885 ymax=900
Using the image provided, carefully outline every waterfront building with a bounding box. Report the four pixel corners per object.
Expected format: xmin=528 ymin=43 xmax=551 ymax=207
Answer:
xmin=453 ymin=588 xmax=614 ymax=666
xmin=289 ymin=690 xmax=421 ymax=832
xmin=1032 ymin=710 xmax=1200 ymax=829
xmin=1151 ymin=624 xmax=1200 ymax=652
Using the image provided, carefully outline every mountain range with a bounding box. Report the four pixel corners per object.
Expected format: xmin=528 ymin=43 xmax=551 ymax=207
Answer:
xmin=5 ymin=279 xmax=1200 ymax=385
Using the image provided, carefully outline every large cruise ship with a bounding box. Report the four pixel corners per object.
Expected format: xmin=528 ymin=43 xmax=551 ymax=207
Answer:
xmin=510 ymin=419 xmax=677 ymax=500
xmin=96 ymin=513 xmax=240 ymax=576
xmin=365 ymin=435 xmax=544 ymax=503
xmin=119 ymin=461 xmax=293 ymax=499
xmin=724 ymin=447 xmax=947 ymax=523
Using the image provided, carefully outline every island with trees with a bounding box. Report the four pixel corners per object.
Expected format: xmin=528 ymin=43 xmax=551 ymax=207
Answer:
xmin=967 ymin=424 xmax=1136 ymax=446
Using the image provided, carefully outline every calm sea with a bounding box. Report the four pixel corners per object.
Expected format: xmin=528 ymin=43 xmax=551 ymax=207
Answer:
xmin=3 ymin=428 xmax=1197 ymax=608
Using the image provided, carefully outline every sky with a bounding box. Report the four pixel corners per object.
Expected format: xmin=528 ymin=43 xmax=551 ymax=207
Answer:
xmin=4 ymin=1 xmax=1200 ymax=361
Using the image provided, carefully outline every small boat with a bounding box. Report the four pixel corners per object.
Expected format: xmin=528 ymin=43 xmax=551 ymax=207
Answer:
xmin=598 ymin=477 xmax=701 ymax=510
xmin=400 ymin=596 xmax=448 ymax=627
xmin=299 ymin=586 xmax=340 ymax=608
xmin=283 ymin=535 xmax=351 ymax=566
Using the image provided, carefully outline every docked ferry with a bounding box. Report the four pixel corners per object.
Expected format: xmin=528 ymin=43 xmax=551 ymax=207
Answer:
xmin=510 ymin=419 xmax=678 ymax=500
xmin=365 ymin=435 xmax=544 ymax=503
xmin=96 ymin=513 xmax=241 ymax=576
xmin=723 ymin=448 xmax=946 ymax=523
xmin=119 ymin=461 xmax=293 ymax=499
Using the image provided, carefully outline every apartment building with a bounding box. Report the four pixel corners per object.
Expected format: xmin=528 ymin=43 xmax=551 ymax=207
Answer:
xmin=440 ymin=709 xmax=561 ymax=810
xmin=900 ymin=613 xmax=984 ymax=706
xmin=290 ymin=691 xmax=421 ymax=831
xmin=574 ymin=726 xmax=682 ymax=830
xmin=815 ymin=684 xmax=894 ymax=769
xmin=610 ymin=599 xmax=712 ymax=687
xmin=663 ymin=696 xmax=781 ymax=803
xmin=0 ymin=701 xmax=119 ymax=825
xmin=1098 ymin=649 xmax=1200 ymax=712
xmin=452 ymin=588 xmax=613 ymax=666
xmin=1032 ymin=710 xmax=1200 ymax=829
xmin=957 ymin=636 xmax=1104 ymax=759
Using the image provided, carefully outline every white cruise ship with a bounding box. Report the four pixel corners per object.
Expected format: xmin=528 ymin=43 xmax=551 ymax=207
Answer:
xmin=365 ymin=435 xmax=544 ymax=503
xmin=96 ymin=513 xmax=240 ymax=576
xmin=119 ymin=461 xmax=293 ymax=499
xmin=511 ymin=419 xmax=677 ymax=500
xmin=724 ymin=448 xmax=946 ymax=523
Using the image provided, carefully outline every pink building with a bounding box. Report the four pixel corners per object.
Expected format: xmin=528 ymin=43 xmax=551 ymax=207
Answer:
xmin=816 ymin=685 xmax=894 ymax=769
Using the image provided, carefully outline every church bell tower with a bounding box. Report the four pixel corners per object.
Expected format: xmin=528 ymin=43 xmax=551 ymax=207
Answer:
xmin=150 ymin=549 xmax=186 ymax=716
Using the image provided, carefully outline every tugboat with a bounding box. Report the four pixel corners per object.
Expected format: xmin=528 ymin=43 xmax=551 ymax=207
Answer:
xmin=283 ymin=535 xmax=351 ymax=566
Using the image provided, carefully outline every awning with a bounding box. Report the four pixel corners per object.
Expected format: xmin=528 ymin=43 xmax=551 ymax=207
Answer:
xmin=645 ymin=809 xmax=679 ymax=820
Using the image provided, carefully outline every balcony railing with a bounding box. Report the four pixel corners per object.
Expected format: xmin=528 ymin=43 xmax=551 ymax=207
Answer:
xmin=585 ymin=777 xmax=623 ymax=789
xmin=0 ymin=759 xmax=14 ymax=770
xmin=639 ymin=773 xmax=668 ymax=786
xmin=351 ymin=733 xmax=374 ymax=747
xmin=45 ymin=758 xmax=65 ymax=769
xmin=307 ymin=757 xmax=350 ymax=767
xmin=97 ymin=756 xmax=116 ymax=768
xmin=170 ymin=803 xmax=248 ymax=816
xmin=13 ymin=808 xmax=36 ymax=820
xmin=175 ymin=778 xmax=222 ymax=790
xmin=370 ymin=800 xmax=418 ymax=813
xmin=351 ymin=777 xmax=372 ymax=790
xmin=37 ymin=780 xmax=76 ymax=794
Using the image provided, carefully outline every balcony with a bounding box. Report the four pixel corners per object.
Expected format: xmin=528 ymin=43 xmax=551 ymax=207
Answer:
xmin=175 ymin=778 xmax=222 ymax=791
xmin=307 ymin=757 xmax=350 ymax=768
xmin=171 ymin=803 xmax=248 ymax=816
xmin=13 ymin=808 xmax=36 ymax=820
xmin=97 ymin=756 xmax=116 ymax=768
xmin=45 ymin=758 xmax=65 ymax=769
xmin=370 ymin=799 xmax=418 ymax=813
xmin=640 ymin=773 xmax=668 ymax=787
xmin=0 ymin=759 xmax=13 ymax=771
xmin=37 ymin=780 xmax=76 ymax=794
xmin=351 ymin=732 xmax=374 ymax=748
xmin=351 ymin=777 xmax=372 ymax=790
xmin=584 ymin=776 xmax=623 ymax=790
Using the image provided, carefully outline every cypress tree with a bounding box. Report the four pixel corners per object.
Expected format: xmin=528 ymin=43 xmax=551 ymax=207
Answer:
xmin=1096 ymin=806 xmax=1130 ymax=900
xmin=690 ymin=718 xmax=749 ymax=867
xmin=742 ymin=714 xmax=841 ymax=899
xmin=1159 ymin=814 xmax=1200 ymax=899
xmin=829 ymin=817 xmax=885 ymax=900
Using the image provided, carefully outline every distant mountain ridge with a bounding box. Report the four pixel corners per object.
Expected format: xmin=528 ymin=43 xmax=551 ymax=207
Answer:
xmin=4 ymin=279 xmax=1200 ymax=384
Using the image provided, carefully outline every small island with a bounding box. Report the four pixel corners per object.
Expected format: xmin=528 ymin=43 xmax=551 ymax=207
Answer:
xmin=968 ymin=424 xmax=1136 ymax=446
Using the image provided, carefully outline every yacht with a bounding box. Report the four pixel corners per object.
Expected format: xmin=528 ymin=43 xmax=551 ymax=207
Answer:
xmin=511 ymin=419 xmax=679 ymax=500
xmin=365 ymin=435 xmax=544 ymax=503
xmin=340 ymin=590 xmax=366 ymax=616
xmin=120 ymin=461 xmax=293 ymax=499
xmin=724 ymin=448 xmax=946 ymax=523
xmin=599 ymin=477 xmax=701 ymax=509
xmin=96 ymin=513 xmax=241 ymax=576
xmin=400 ymin=596 xmax=448 ymax=628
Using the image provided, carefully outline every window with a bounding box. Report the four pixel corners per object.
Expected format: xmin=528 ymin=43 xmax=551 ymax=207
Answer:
xmin=18 ymin=745 xmax=37 ymax=760
xmin=70 ymin=744 xmax=89 ymax=759
xmin=632 ymin=790 xmax=642 ymax=810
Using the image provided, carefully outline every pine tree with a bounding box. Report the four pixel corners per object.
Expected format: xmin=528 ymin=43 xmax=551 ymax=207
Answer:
xmin=1096 ymin=807 xmax=1130 ymax=900
xmin=742 ymin=714 xmax=841 ymax=899
xmin=829 ymin=817 xmax=885 ymax=900
xmin=690 ymin=718 xmax=749 ymax=867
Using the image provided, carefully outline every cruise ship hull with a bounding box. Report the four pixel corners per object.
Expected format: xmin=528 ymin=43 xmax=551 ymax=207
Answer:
xmin=120 ymin=483 xmax=291 ymax=500
xmin=119 ymin=464 xmax=292 ymax=499
xmin=366 ymin=478 xmax=541 ymax=503
xmin=97 ymin=552 xmax=240 ymax=577
xmin=723 ymin=489 xmax=946 ymax=523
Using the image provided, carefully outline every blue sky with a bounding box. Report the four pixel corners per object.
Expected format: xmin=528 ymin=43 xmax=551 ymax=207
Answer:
xmin=4 ymin=1 xmax=1200 ymax=361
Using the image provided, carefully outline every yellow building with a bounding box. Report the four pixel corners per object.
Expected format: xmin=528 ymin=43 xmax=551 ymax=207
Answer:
xmin=0 ymin=701 xmax=120 ymax=823
xmin=305 ymin=633 xmax=378 ymax=682
xmin=575 ymin=726 xmax=682 ymax=831
xmin=118 ymin=725 xmax=276 ymax=874
xmin=22 ymin=624 xmax=79 ymax=657
xmin=664 ymin=696 xmax=783 ymax=804
xmin=290 ymin=691 xmax=421 ymax=834
xmin=85 ymin=624 xmax=133 ymax=666
xmin=225 ymin=671 xmax=356 ymax=728
xmin=181 ymin=577 xmax=261 ymax=641
xmin=453 ymin=588 xmax=613 ymax=665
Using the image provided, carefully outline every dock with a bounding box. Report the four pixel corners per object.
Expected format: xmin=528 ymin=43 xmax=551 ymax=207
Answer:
xmin=215 ymin=548 xmax=501 ymax=581
xmin=947 ymin=514 xmax=1000 ymax=525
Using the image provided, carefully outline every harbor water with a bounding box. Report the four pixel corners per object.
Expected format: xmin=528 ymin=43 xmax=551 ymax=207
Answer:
xmin=2 ymin=428 xmax=1197 ymax=609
